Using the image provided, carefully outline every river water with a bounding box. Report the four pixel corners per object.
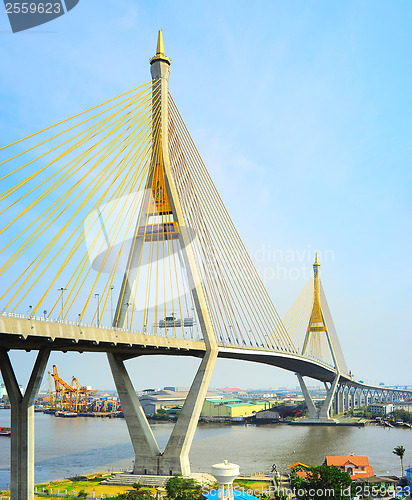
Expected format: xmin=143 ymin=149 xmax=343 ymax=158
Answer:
xmin=0 ymin=410 xmax=411 ymax=489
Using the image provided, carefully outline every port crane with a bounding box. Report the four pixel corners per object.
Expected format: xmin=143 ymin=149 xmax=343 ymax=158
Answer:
xmin=50 ymin=365 xmax=97 ymax=412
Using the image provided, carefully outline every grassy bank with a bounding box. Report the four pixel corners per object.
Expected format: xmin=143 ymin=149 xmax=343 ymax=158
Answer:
xmin=0 ymin=473 xmax=154 ymax=500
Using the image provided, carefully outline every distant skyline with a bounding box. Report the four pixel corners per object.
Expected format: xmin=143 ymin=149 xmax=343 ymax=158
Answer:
xmin=0 ymin=1 xmax=411 ymax=391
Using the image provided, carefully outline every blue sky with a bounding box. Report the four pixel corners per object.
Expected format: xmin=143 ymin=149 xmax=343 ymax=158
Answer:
xmin=0 ymin=1 xmax=411 ymax=390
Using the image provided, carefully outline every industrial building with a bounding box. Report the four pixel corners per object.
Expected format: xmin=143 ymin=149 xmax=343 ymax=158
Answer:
xmin=394 ymin=402 xmax=412 ymax=413
xmin=255 ymin=407 xmax=281 ymax=421
xmin=138 ymin=389 xmax=222 ymax=416
xmin=201 ymin=398 xmax=275 ymax=420
xmin=369 ymin=403 xmax=394 ymax=415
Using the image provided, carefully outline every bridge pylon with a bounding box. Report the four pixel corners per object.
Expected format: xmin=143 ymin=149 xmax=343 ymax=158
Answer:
xmin=296 ymin=254 xmax=346 ymax=420
xmin=107 ymin=30 xmax=218 ymax=476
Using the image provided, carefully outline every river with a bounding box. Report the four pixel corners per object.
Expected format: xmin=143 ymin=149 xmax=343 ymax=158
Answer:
xmin=0 ymin=411 xmax=411 ymax=489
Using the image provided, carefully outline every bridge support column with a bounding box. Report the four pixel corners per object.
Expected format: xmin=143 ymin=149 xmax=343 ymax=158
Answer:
xmin=344 ymin=385 xmax=349 ymax=412
xmin=338 ymin=385 xmax=344 ymax=413
xmin=0 ymin=348 xmax=50 ymax=500
xmin=108 ymin=349 xmax=217 ymax=476
xmin=319 ymin=374 xmax=340 ymax=419
xmin=107 ymin=353 xmax=161 ymax=474
xmin=296 ymin=374 xmax=318 ymax=419
xmin=354 ymin=388 xmax=360 ymax=409
xmin=350 ymin=388 xmax=355 ymax=411
xmin=160 ymin=348 xmax=217 ymax=475
xmin=341 ymin=385 xmax=346 ymax=412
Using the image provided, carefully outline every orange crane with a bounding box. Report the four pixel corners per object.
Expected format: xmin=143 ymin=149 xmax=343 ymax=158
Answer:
xmin=50 ymin=365 xmax=97 ymax=413
xmin=48 ymin=371 xmax=55 ymax=409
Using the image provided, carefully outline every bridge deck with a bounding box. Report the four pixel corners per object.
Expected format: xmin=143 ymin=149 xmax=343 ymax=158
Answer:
xmin=0 ymin=314 xmax=410 ymax=394
xmin=0 ymin=314 xmax=337 ymax=381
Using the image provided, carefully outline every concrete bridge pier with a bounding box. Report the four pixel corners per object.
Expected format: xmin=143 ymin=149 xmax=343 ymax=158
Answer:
xmin=342 ymin=385 xmax=348 ymax=412
xmin=297 ymin=373 xmax=341 ymax=420
xmin=333 ymin=384 xmax=344 ymax=415
xmin=319 ymin=374 xmax=340 ymax=418
xmin=107 ymin=353 xmax=162 ymax=474
xmin=157 ymin=348 xmax=217 ymax=475
xmin=0 ymin=348 xmax=50 ymax=500
xmin=344 ymin=385 xmax=350 ymax=412
xmin=354 ymin=387 xmax=361 ymax=409
xmin=108 ymin=349 xmax=217 ymax=476
xmin=297 ymin=374 xmax=319 ymax=419
xmin=338 ymin=385 xmax=344 ymax=413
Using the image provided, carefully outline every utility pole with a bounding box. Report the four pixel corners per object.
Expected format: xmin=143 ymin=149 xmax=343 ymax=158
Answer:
xmin=57 ymin=288 xmax=67 ymax=319
xmin=110 ymin=286 xmax=114 ymax=325
xmin=95 ymin=293 xmax=100 ymax=327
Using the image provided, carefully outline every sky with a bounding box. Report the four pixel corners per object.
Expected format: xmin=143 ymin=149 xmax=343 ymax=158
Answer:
xmin=0 ymin=1 xmax=411 ymax=391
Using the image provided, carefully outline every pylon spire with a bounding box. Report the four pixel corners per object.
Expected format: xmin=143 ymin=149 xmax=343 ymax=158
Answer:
xmin=311 ymin=253 xmax=323 ymax=324
xmin=150 ymin=29 xmax=171 ymax=65
xmin=156 ymin=29 xmax=165 ymax=55
xmin=302 ymin=254 xmax=325 ymax=355
xmin=301 ymin=254 xmax=343 ymax=374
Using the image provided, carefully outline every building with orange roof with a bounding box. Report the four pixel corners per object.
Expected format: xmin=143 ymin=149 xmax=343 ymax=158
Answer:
xmin=325 ymin=456 xmax=374 ymax=480
xmin=288 ymin=462 xmax=309 ymax=470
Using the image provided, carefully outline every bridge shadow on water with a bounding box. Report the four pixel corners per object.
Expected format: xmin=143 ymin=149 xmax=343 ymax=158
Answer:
xmin=0 ymin=441 xmax=135 ymax=489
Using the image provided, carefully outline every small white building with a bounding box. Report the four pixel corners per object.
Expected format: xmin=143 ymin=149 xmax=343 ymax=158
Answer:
xmin=369 ymin=403 xmax=393 ymax=415
xmin=394 ymin=402 xmax=412 ymax=413
xmin=0 ymin=385 xmax=6 ymax=399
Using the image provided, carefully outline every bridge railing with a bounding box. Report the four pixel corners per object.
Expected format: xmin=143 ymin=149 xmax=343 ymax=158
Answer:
xmin=0 ymin=311 xmax=336 ymax=369
xmin=0 ymin=311 xmax=194 ymax=340
xmin=218 ymin=337 xmax=335 ymax=369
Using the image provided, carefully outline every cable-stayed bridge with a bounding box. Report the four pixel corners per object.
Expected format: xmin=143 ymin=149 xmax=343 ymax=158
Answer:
xmin=0 ymin=32 xmax=410 ymax=500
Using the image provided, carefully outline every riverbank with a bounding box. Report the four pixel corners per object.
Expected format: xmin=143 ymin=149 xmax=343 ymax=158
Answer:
xmin=0 ymin=472 xmax=140 ymax=500
xmin=1 ymin=412 xmax=411 ymax=490
xmin=5 ymin=409 xmax=411 ymax=429
xmin=288 ymin=417 xmax=368 ymax=426
xmin=0 ymin=471 xmax=273 ymax=500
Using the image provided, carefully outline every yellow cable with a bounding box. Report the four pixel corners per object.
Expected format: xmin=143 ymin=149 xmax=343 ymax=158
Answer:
xmin=77 ymin=120 xmax=156 ymax=323
xmin=1 ymin=103 xmax=154 ymax=278
xmin=0 ymin=91 xmax=153 ymax=215
xmin=0 ymin=86 xmax=155 ymax=194
xmin=0 ymin=81 xmax=153 ymax=154
xmin=66 ymin=109 xmax=159 ymax=321
xmin=6 ymin=113 xmax=154 ymax=311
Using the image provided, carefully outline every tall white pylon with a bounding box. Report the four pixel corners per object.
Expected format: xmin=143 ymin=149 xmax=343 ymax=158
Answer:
xmin=107 ymin=30 xmax=218 ymax=476
xmin=297 ymin=255 xmax=346 ymax=420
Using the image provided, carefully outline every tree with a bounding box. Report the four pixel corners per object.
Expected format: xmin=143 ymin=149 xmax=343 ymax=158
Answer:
xmin=165 ymin=475 xmax=204 ymax=500
xmin=106 ymin=484 xmax=156 ymax=500
xmin=126 ymin=490 xmax=156 ymax=500
xmin=393 ymin=445 xmax=406 ymax=477
xmin=391 ymin=410 xmax=412 ymax=423
xmin=290 ymin=464 xmax=353 ymax=500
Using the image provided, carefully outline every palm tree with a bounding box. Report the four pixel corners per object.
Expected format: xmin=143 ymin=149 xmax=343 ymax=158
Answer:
xmin=393 ymin=445 xmax=406 ymax=477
